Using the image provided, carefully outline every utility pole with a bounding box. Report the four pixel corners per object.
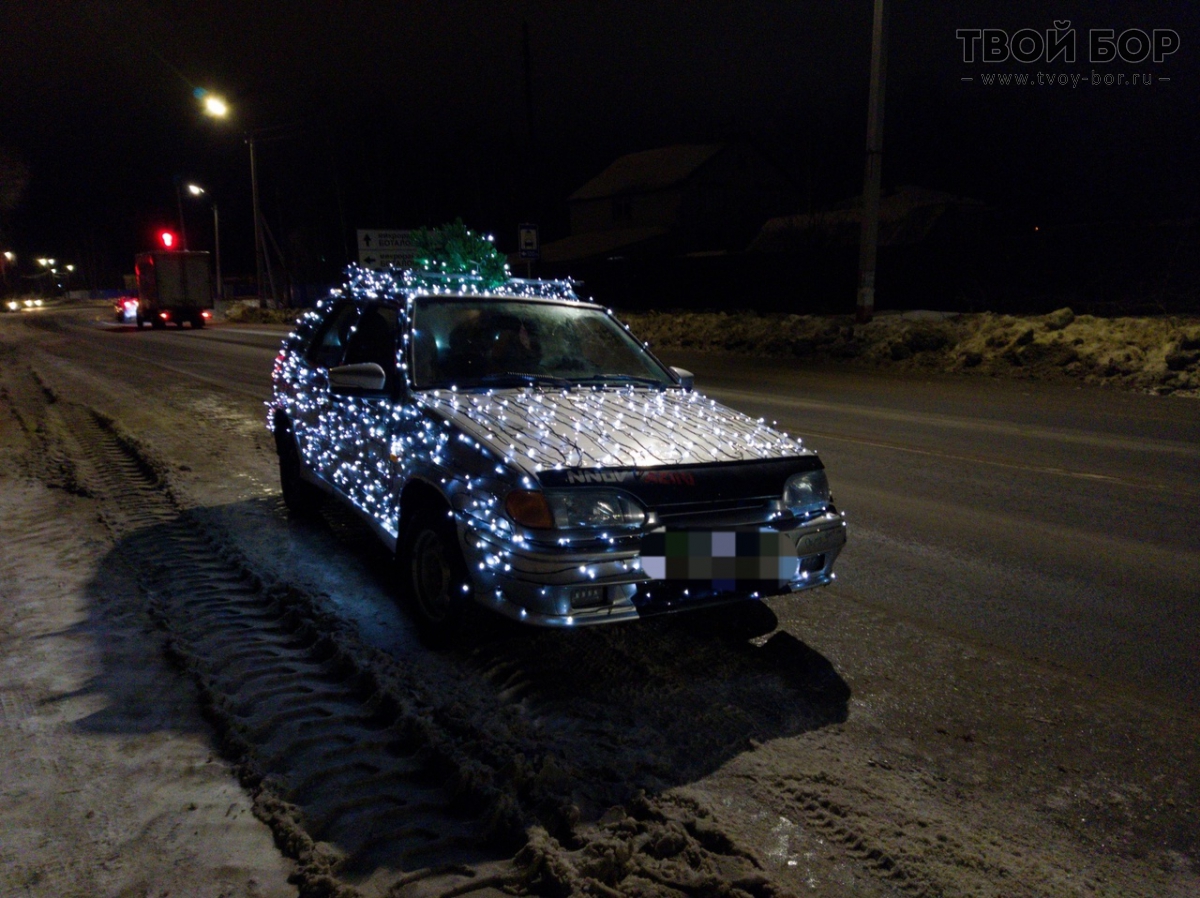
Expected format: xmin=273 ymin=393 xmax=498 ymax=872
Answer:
xmin=856 ymin=0 xmax=888 ymax=324
xmin=248 ymin=134 xmax=266 ymax=305
xmin=522 ymin=19 xmax=535 ymax=148
xmin=212 ymin=202 xmax=222 ymax=301
xmin=522 ymin=18 xmax=539 ymax=247
xmin=175 ymin=177 xmax=190 ymax=251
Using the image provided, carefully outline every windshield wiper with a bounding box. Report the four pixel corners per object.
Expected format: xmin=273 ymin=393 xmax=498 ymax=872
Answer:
xmin=569 ymin=374 xmax=668 ymax=388
xmin=472 ymin=372 xmax=574 ymax=389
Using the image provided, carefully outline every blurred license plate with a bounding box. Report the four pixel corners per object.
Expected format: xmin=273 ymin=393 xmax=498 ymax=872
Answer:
xmin=639 ymin=530 xmax=798 ymax=588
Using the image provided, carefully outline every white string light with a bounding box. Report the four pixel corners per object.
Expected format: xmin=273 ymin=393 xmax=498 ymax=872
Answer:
xmin=268 ymin=264 xmax=828 ymax=615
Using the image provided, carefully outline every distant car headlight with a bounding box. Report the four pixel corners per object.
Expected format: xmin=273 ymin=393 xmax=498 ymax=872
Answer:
xmin=505 ymin=489 xmax=646 ymax=530
xmin=783 ymin=470 xmax=831 ymax=518
xmin=5 ymin=300 xmax=18 ymax=312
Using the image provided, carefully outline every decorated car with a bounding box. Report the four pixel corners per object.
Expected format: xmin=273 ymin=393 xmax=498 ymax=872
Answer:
xmin=268 ymin=230 xmax=845 ymax=640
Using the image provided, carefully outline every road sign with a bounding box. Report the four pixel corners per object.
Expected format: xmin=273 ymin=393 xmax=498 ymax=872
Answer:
xmin=518 ymin=223 xmax=539 ymax=260
xmin=357 ymin=229 xmax=418 ymax=269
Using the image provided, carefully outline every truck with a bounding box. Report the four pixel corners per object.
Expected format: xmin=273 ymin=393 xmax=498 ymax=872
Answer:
xmin=130 ymin=251 xmax=213 ymax=329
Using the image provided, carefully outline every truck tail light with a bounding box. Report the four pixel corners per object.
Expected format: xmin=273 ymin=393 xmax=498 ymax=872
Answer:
xmin=201 ymin=310 xmax=212 ymax=319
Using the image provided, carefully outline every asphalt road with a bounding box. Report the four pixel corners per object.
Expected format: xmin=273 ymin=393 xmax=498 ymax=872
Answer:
xmin=81 ymin=312 xmax=1200 ymax=710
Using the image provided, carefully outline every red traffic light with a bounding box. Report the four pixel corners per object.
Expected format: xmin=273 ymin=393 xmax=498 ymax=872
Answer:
xmin=159 ymin=230 xmax=177 ymax=249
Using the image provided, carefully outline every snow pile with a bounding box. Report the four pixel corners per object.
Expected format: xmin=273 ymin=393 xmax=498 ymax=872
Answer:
xmin=225 ymin=301 xmax=1200 ymax=396
xmin=621 ymin=307 xmax=1200 ymax=396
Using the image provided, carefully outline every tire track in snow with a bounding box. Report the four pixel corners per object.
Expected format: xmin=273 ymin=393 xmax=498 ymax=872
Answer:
xmin=48 ymin=396 xmax=520 ymax=897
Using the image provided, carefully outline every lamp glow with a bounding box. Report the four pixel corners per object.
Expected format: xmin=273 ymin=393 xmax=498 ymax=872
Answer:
xmin=202 ymin=95 xmax=229 ymax=118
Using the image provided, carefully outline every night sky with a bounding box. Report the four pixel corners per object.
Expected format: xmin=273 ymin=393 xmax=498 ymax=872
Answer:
xmin=2 ymin=0 xmax=1197 ymax=289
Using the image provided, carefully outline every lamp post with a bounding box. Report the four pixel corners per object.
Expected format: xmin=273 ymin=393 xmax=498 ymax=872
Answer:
xmin=199 ymin=90 xmax=242 ymax=301
xmin=199 ymin=89 xmax=288 ymax=306
xmin=247 ymin=134 xmax=266 ymax=304
xmin=200 ymin=90 xmax=268 ymax=304
xmin=185 ymin=183 xmax=222 ymax=300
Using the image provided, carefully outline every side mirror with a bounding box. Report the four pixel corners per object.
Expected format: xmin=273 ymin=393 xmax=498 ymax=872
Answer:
xmin=329 ymin=362 xmax=388 ymax=393
xmin=670 ymin=366 xmax=694 ymax=390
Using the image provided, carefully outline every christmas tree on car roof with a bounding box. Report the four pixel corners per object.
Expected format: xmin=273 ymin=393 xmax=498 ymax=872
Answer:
xmin=411 ymin=219 xmax=510 ymax=289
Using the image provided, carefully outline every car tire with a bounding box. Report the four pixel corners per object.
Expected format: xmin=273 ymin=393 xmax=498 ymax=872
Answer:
xmin=401 ymin=509 xmax=471 ymax=644
xmin=151 ymin=316 xmax=166 ymax=330
xmin=192 ymin=315 xmax=205 ymax=329
xmin=135 ymin=312 xmax=145 ymax=329
xmin=275 ymin=427 xmax=322 ymax=517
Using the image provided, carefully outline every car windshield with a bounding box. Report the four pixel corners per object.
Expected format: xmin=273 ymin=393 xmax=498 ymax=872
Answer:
xmin=409 ymin=297 xmax=676 ymax=390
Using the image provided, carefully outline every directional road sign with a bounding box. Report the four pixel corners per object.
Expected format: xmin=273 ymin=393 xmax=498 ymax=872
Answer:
xmin=357 ymin=229 xmax=417 ymax=269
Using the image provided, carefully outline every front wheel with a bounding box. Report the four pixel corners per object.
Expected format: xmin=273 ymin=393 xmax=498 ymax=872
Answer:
xmin=276 ymin=428 xmax=322 ymax=517
xmin=401 ymin=511 xmax=471 ymax=644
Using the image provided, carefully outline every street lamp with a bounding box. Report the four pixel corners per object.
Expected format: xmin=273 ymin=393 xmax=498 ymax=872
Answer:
xmin=197 ymin=87 xmax=229 ymax=120
xmin=34 ymin=257 xmax=58 ymax=296
xmin=199 ymin=89 xmax=287 ymax=306
xmin=203 ymin=95 xmax=228 ymax=118
xmin=185 ymin=183 xmax=222 ymax=300
xmin=199 ymin=88 xmax=259 ymax=301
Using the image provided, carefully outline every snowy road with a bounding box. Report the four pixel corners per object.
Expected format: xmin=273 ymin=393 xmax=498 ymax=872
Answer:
xmin=1 ymin=305 xmax=1195 ymax=897
xmin=661 ymin=350 xmax=1200 ymax=710
xmin=89 ymin=313 xmax=1200 ymax=706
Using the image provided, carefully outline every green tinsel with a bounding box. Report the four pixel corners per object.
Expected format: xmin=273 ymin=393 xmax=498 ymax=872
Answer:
xmin=411 ymin=218 xmax=510 ymax=288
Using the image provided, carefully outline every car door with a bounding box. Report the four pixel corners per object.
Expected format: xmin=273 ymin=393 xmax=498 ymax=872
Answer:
xmin=328 ymin=303 xmax=401 ymax=526
xmin=295 ymin=299 xmax=362 ymax=484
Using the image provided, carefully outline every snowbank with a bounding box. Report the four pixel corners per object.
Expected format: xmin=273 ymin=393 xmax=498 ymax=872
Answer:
xmin=621 ymin=307 xmax=1200 ymax=396
xmin=226 ymin=302 xmax=1200 ymax=397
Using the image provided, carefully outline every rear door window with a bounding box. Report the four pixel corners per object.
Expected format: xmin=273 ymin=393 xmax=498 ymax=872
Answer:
xmin=342 ymin=304 xmax=400 ymax=387
xmin=306 ymin=301 xmax=361 ymax=369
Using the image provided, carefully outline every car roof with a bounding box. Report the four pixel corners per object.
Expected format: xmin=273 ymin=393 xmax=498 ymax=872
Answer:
xmin=337 ymin=267 xmax=592 ymax=306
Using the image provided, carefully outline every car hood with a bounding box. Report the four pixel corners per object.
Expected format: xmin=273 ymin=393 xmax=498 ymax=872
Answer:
xmin=418 ymin=386 xmax=813 ymax=474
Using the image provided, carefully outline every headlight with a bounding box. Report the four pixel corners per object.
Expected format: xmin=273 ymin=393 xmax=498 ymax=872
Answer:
xmin=783 ymin=470 xmax=831 ymax=518
xmin=548 ymin=490 xmax=645 ymax=529
xmin=505 ymin=489 xmax=645 ymax=530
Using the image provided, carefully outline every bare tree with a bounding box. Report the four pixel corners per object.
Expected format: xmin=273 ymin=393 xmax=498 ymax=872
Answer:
xmin=0 ymin=144 xmax=31 ymax=240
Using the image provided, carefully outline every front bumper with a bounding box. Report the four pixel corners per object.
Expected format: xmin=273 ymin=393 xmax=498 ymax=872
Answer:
xmin=460 ymin=509 xmax=847 ymax=627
